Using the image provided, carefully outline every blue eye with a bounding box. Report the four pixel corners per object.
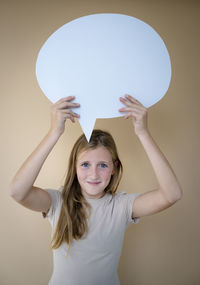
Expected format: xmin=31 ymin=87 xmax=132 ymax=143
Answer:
xmin=81 ymin=162 xmax=89 ymax=167
xmin=99 ymin=163 xmax=108 ymax=168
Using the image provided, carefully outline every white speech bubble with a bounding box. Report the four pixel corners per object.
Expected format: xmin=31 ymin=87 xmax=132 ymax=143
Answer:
xmin=36 ymin=13 xmax=171 ymax=141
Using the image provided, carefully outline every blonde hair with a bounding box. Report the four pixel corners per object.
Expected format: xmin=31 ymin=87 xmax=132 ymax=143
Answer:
xmin=50 ymin=129 xmax=123 ymax=255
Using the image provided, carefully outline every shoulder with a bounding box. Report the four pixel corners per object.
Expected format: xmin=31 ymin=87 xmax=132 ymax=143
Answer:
xmin=113 ymin=190 xmax=140 ymax=201
xmin=45 ymin=187 xmax=62 ymax=202
xmin=110 ymin=190 xmax=140 ymax=209
xmin=42 ymin=187 xmax=62 ymax=219
xmin=111 ymin=191 xmax=141 ymax=225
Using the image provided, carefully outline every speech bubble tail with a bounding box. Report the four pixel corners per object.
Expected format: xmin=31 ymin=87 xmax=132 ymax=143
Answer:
xmin=79 ymin=117 xmax=96 ymax=142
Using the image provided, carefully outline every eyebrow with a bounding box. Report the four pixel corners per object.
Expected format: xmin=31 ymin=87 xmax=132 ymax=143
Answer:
xmin=79 ymin=160 xmax=112 ymax=164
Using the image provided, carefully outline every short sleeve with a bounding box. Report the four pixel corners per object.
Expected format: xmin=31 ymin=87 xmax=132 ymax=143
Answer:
xmin=118 ymin=191 xmax=141 ymax=226
xmin=42 ymin=188 xmax=62 ymax=223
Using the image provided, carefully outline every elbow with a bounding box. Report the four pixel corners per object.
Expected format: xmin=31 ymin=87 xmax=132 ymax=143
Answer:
xmin=8 ymin=185 xmax=18 ymax=201
xmin=178 ymin=187 xmax=183 ymax=201
xmin=8 ymin=183 xmax=24 ymax=202
xmin=173 ymin=193 xmax=183 ymax=204
xmin=168 ymin=186 xmax=183 ymax=205
xmin=176 ymin=184 xmax=183 ymax=201
xmin=8 ymin=183 xmax=15 ymax=198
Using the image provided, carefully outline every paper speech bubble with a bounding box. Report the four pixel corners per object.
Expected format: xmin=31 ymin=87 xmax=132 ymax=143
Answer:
xmin=36 ymin=13 xmax=171 ymax=141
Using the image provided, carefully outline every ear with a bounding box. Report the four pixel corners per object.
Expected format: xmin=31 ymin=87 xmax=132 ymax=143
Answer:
xmin=112 ymin=160 xmax=118 ymax=175
xmin=114 ymin=160 xmax=119 ymax=168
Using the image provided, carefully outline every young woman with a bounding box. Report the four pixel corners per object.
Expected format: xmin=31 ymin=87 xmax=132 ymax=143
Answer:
xmin=9 ymin=94 xmax=182 ymax=285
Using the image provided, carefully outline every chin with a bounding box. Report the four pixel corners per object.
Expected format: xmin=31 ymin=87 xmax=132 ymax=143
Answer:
xmin=85 ymin=189 xmax=105 ymax=197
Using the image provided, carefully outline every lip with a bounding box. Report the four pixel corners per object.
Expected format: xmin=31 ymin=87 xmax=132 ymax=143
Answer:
xmin=87 ymin=181 xmax=101 ymax=185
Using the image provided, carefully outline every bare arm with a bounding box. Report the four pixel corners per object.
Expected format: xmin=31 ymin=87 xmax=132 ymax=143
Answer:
xmin=119 ymin=94 xmax=183 ymax=218
xmin=9 ymin=96 xmax=80 ymax=213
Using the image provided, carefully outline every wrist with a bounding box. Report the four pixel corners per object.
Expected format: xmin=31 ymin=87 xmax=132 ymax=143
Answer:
xmin=136 ymin=129 xmax=151 ymax=140
xmin=47 ymin=128 xmax=63 ymax=141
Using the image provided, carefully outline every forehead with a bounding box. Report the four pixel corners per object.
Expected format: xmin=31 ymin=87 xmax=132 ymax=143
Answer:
xmin=77 ymin=146 xmax=112 ymax=162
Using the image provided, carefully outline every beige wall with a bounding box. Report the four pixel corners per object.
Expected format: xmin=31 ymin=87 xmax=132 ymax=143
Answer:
xmin=1 ymin=0 xmax=199 ymax=284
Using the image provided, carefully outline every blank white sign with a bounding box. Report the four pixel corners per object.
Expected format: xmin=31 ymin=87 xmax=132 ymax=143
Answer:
xmin=36 ymin=13 xmax=171 ymax=140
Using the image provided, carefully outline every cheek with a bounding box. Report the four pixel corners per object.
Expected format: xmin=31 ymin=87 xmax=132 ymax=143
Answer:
xmin=76 ymin=168 xmax=84 ymax=182
xmin=101 ymin=169 xmax=113 ymax=181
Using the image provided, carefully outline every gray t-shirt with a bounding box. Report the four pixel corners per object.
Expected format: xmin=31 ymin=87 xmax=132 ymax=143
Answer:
xmin=43 ymin=188 xmax=140 ymax=285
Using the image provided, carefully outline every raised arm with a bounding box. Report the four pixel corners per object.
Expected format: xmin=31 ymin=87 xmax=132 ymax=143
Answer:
xmin=119 ymin=94 xmax=183 ymax=218
xmin=9 ymin=96 xmax=80 ymax=213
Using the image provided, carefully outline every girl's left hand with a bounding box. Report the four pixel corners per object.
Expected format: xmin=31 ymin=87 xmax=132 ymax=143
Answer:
xmin=119 ymin=94 xmax=148 ymax=137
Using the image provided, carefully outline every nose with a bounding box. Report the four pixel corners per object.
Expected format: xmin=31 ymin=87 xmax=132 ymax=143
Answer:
xmin=89 ymin=166 xmax=99 ymax=179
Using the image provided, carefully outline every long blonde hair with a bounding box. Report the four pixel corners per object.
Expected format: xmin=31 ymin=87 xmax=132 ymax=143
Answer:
xmin=50 ymin=129 xmax=123 ymax=255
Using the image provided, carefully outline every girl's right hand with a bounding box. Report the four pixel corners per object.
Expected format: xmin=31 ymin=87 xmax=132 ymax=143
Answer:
xmin=49 ymin=96 xmax=80 ymax=136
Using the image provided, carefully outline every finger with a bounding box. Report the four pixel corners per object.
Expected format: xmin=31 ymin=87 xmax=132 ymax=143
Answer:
xmin=124 ymin=110 xmax=142 ymax=120
xmin=125 ymin=94 xmax=140 ymax=103
xmin=119 ymin=107 xmax=135 ymax=112
xmin=55 ymin=96 xmax=75 ymax=104
xmin=119 ymin=106 xmax=144 ymax=113
xmin=55 ymin=96 xmax=76 ymax=105
xmin=120 ymin=96 xmax=143 ymax=109
xmin=122 ymin=108 xmax=142 ymax=118
xmin=120 ymin=94 xmax=142 ymax=107
xmin=125 ymin=94 xmax=144 ymax=106
xmin=119 ymin=97 xmax=134 ymax=107
xmin=62 ymin=113 xmax=76 ymax=123
xmin=57 ymin=102 xmax=80 ymax=110
xmin=61 ymin=109 xmax=80 ymax=118
xmin=124 ymin=112 xmax=133 ymax=119
xmin=70 ymin=115 xmax=75 ymax=123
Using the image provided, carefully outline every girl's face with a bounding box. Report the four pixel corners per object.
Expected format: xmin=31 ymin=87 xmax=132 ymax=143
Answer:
xmin=76 ymin=146 xmax=114 ymax=199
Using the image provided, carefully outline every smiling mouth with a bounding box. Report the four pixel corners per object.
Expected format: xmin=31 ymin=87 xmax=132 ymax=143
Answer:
xmin=87 ymin=181 xmax=101 ymax=185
